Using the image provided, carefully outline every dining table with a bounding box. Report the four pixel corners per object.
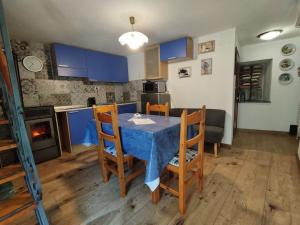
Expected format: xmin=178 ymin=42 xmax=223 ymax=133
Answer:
xmin=82 ymin=112 xmax=195 ymax=202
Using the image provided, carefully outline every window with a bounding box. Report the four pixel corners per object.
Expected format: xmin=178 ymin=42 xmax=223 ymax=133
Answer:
xmin=239 ymin=59 xmax=272 ymax=102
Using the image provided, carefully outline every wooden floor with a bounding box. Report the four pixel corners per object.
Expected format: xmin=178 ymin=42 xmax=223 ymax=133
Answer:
xmin=12 ymin=130 xmax=300 ymax=225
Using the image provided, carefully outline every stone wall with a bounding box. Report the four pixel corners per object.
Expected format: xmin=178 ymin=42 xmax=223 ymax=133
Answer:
xmin=11 ymin=40 xmax=142 ymax=109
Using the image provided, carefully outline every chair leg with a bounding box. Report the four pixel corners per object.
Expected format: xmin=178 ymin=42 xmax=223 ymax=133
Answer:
xmin=178 ymin=175 xmax=186 ymax=215
xmin=197 ymin=156 xmax=204 ymax=192
xmin=214 ymin=143 xmax=218 ymax=158
xmin=117 ymin=161 xmax=126 ymax=198
xmin=98 ymin=151 xmax=109 ymax=183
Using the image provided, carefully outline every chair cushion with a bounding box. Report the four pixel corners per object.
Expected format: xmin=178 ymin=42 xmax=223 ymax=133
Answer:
xmin=169 ymin=149 xmax=198 ymax=167
xmin=104 ymin=146 xmax=127 ymax=157
xmin=205 ymin=126 xmax=224 ymax=143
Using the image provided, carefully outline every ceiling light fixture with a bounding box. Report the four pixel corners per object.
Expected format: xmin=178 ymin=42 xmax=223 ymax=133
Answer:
xmin=118 ymin=16 xmax=148 ymax=50
xmin=257 ymin=30 xmax=283 ymax=40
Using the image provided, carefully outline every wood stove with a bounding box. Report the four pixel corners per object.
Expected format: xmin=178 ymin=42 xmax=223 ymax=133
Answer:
xmin=24 ymin=106 xmax=60 ymax=163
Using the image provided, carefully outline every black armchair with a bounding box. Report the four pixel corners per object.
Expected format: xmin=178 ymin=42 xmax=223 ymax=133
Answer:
xmin=170 ymin=108 xmax=226 ymax=157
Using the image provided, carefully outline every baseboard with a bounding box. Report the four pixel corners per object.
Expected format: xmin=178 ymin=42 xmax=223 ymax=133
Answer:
xmin=221 ymin=143 xmax=232 ymax=149
xmin=237 ymin=128 xmax=288 ymax=135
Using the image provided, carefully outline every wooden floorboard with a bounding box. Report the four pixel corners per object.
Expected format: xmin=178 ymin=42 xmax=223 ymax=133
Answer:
xmin=9 ymin=130 xmax=300 ymax=225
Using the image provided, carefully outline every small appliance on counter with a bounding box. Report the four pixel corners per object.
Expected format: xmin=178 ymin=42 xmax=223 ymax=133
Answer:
xmin=143 ymin=80 xmax=167 ymax=93
xmin=87 ymin=97 xmax=96 ymax=107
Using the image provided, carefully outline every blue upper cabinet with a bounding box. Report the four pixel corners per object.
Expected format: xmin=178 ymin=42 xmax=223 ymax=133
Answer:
xmin=86 ymin=51 xmax=128 ymax=83
xmin=86 ymin=51 xmax=110 ymax=82
xmin=52 ymin=43 xmax=128 ymax=82
xmin=160 ymin=37 xmax=193 ymax=62
xmin=53 ymin=43 xmax=88 ymax=78
xmin=108 ymin=54 xmax=128 ymax=83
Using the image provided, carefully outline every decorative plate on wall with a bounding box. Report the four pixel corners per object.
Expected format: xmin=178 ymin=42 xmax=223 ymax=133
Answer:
xmin=278 ymin=73 xmax=293 ymax=85
xmin=279 ymin=58 xmax=295 ymax=71
xmin=281 ymin=44 xmax=296 ymax=56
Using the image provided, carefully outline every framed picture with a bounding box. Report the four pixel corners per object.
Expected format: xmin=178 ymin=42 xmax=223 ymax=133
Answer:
xmin=201 ymin=58 xmax=212 ymax=75
xmin=178 ymin=67 xmax=192 ymax=78
xmin=198 ymin=40 xmax=215 ymax=54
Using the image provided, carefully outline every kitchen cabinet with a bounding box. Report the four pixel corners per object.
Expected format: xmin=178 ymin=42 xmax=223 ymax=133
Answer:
xmin=53 ymin=43 xmax=128 ymax=82
xmin=118 ymin=103 xmax=137 ymax=114
xmin=52 ymin=43 xmax=88 ymax=78
xmin=160 ymin=37 xmax=193 ymax=62
xmin=67 ymin=108 xmax=93 ymax=145
xmin=57 ymin=103 xmax=137 ymax=152
xmin=87 ymin=51 xmax=128 ymax=82
xmin=144 ymin=45 xmax=168 ymax=80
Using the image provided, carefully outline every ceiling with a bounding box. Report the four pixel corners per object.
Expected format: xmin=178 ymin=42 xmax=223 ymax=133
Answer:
xmin=3 ymin=0 xmax=300 ymax=56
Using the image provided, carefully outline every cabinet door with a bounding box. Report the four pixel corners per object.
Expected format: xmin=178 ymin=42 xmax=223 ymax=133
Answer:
xmin=53 ymin=43 xmax=88 ymax=77
xmin=87 ymin=51 xmax=110 ymax=82
xmin=145 ymin=46 xmax=159 ymax=79
xmin=68 ymin=109 xmax=93 ymax=145
xmin=87 ymin=51 xmax=128 ymax=82
xmin=160 ymin=38 xmax=187 ymax=61
xmin=118 ymin=104 xmax=137 ymax=114
xmin=108 ymin=55 xmax=129 ymax=82
xmin=54 ymin=43 xmax=86 ymax=68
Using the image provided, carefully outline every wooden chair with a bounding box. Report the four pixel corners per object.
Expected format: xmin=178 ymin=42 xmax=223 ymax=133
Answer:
xmin=153 ymin=105 xmax=206 ymax=215
xmin=93 ymin=103 xmax=145 ymax=197
xmin=146 ymin=102 xmax=169 ymax=116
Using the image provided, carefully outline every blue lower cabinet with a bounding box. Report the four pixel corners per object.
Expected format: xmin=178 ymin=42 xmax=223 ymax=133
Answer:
xmin=68 ymin=109 xmax=93 ymax=145
xmin=118 ymin=103 xmax=137 ymax=114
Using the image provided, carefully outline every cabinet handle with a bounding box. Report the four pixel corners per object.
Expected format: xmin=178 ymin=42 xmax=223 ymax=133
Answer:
xmin=68 ymin=111 xmax=79 ymax=114
xmin=167 ymin=56 xmax=177 ymax=60
xmin=58 ymin=64 xmax=70 ymax=68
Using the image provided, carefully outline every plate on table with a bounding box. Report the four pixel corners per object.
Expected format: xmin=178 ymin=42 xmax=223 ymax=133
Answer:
xmin=281 ymin=44 xmax=296 ymax=56
xmin=279 ymin=58 xmax=294 ymax=71
xmin=278 ymin=73 xmax=293 ymax=85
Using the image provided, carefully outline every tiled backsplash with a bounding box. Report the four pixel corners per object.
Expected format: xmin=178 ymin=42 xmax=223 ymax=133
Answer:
xmin=11 ymin=40 xmax=143 ymax=108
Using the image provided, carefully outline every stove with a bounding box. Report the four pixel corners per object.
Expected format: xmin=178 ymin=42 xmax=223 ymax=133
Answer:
xmin=24 ymin=106 xmax=60 ymax=163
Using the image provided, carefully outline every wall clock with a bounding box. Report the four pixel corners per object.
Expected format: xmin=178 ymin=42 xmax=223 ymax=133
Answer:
xmin=23 ymin=56 xmax=43 ymax=72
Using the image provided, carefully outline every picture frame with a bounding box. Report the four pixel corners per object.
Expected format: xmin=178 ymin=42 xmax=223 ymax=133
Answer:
xmin=201 ymin=58 xmax=212 ymax=75
xmin=178 ymin=67 xmax=192 ymax=78
xmin=198 ymin=40 xmax=215 ymax=54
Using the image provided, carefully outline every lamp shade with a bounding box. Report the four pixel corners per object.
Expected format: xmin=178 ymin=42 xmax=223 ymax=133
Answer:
xmin=118 ymin=31 xmax=148 ymax=50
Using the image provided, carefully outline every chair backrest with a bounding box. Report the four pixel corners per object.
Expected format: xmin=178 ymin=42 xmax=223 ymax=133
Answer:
xmin=92 ymin=104 xmax=123 ymax=158
xmin=178 ymin=105 xmax=206 ymax=169
xmin=205 ymin=109 xmax=225 ymax=128
xmin=146 ymin=102 xmax=169 ymax=116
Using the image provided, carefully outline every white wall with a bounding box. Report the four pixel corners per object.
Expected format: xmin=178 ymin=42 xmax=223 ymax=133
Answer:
xmin=167 ymin=28 xmax=236 ymax=145
xmin=238 ymin=36 xmax=300 ymax=131
xmin=128 ymin=52 xmax=145 ymax=81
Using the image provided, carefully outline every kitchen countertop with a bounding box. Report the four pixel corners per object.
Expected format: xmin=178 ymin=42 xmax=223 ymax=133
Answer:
xmin=54 ymin=102 xmax=137 ymax=113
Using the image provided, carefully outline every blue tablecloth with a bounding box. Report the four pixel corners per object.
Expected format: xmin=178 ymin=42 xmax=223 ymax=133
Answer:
xmin=82 ymin=113 xmax=182 ymax=191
